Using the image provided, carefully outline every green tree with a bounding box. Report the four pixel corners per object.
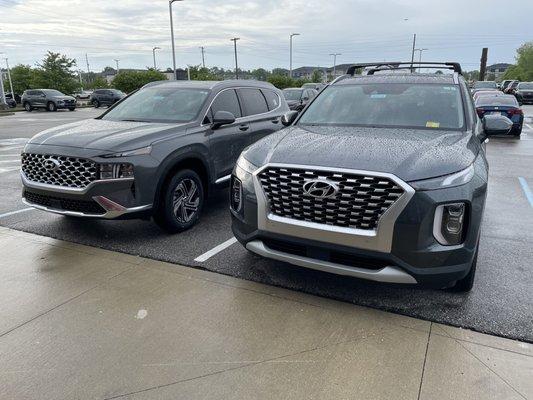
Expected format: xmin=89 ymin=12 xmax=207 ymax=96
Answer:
xmin=311 ymin=70 xmax=323 ymax=82
xmin=4 ymin=64 xmax=35 ymax=94
xmin=267 ymin=75 xmax=295 ymax=89
xmin=503 ymin=42 xmax=533 ymax=81
xmin=111 ymin=69 xmax=167 ymax=93
xmin=250 ymin=68 xmax=270 ymax=81
xmin=86 ymin=76 xmax=109 ymax=90
xmin=187 ymin=65 xmax=218 ymax=80
xmin=32 ymin=51 xmax=80 ymax=94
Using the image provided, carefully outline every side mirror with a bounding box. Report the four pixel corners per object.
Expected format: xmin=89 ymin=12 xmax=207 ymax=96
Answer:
xmin=481 ymin=114 xmax=513 ymax=140
xmin=281 ymin=111 xmax=298 ymax=126
xmin=211 ymin=110 xmax=236 ymax=129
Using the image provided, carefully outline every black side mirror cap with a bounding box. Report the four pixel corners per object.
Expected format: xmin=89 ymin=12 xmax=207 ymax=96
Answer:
xmin=482 ymin=114 xmax=513 ymax=137
xmin=281 ymin=111 xmax=299 ymax=126
xmin=211 ymin=110 xmax=236 ymax=129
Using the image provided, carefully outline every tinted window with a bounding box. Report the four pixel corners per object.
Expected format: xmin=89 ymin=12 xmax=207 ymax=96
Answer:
xmin=102 ymin=87 xmax=210 ymax=123
xmin=299 ymin=83 xmax=465 ymax=130
xmin=43 ymin=89 xmax=64 ymax=96
xmin=262 ymin=89 xmax=280 ymax=111
xmin=211 ymin=89 xmax=242 ymax=118
xmin=239 ymin=88 xmax=268 ymax=116
xmin=283 ymin=89 xmax=303 ymax=101
xmin=476 ymin=96 xmax=518 ymax=107
xmin=518 ymin=83 xmax=533 ymax=90
xmin=474 ymin=81 xmax=497 ymax=89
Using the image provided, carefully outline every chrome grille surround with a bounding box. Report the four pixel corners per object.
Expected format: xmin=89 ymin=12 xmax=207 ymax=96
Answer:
xmin=258 ymin=166 xmax=405 ymax=231
xmin=21 ymin=153 xmax=98 ymax=189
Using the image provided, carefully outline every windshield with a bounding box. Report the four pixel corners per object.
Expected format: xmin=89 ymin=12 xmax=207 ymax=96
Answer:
xmin=44 ymin=89 xmax=65 ymax=96
xmin=110 ymin=89 xmax=125 ymax=95
xmin=298 ymin=83 xmax=465 ymax=130
xmin=518 ymin=83 xmax=533 ymax=90
xmin=101 ymin=87 xmax=210 ymax=123
xmin=283 ymin=89 xmax=303 ymax=101
xmin=476 ymin=96 xmax=518 ymax=107
xmin=474 ymin=81 xmax=497 ymax=89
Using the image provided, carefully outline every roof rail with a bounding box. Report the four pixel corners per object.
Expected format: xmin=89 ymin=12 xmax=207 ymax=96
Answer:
xmin=346 ymin=62 xmax=462 ymax=76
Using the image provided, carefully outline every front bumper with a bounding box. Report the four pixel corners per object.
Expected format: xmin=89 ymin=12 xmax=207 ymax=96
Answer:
xmin=231 ymin=163 xmax=488 ymax=288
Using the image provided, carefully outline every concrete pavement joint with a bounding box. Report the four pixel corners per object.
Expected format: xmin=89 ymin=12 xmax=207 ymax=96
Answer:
xmin=417 ymin=322 xmax=432 ymax=400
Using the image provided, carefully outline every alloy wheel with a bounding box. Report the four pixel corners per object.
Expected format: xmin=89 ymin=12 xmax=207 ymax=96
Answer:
xmin=172 ymin=178 xmax=200 ymax=223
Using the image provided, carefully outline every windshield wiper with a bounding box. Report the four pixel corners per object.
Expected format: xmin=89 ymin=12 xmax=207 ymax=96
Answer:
xmin=120 ymin=119 xmax=150 ymax=122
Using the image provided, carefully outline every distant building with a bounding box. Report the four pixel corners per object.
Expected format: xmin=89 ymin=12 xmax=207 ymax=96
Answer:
xmin=487 ymin=63 xmax=512 ymax=78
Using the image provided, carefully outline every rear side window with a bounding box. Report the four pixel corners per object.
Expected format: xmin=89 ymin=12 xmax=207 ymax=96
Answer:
xmin=211 ymin=89 xmax=242 ymax=118
xmin=261 ymin=89 xmax=280 ymax=111
xmin=238 ymin=88 xmax=269 ymax=116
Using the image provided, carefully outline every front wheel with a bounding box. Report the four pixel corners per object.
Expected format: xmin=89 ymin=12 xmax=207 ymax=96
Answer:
xmin=154 ymin=169 xmax=204 ymax=233
xmin=24 ymin=102 xmax=32 ymax=112
xmin=93 ymin=100 xmax=100 ymax=108
xmin=47 ymin=102 xmax=57 ymax=112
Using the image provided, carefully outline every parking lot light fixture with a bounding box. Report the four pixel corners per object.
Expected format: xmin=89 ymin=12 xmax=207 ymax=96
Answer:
xmin=329 ymin=53 xmax=341 ymax=80
xmin=289 ymin=33 xmax=300 ymax=79
xmin=114 ymin=59 xmax=120 ymax=74
xmin=153 ymin=47 xmax=161 ymax=70
xmin=169 ymin=0 xmax=184 ymax=80
xmin=3 ymin=57 xmax=14 ymax=101
xmin=415 ymin=48 xmax=428 ymax=72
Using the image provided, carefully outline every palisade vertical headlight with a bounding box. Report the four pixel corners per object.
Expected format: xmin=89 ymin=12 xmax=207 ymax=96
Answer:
xmin=433 ymin=203 xmax=467 ymax=246
xmin=410 ymin=164 xmax=474 ymax=191
xmin=99 ymin=163 xmax=134 ymax=179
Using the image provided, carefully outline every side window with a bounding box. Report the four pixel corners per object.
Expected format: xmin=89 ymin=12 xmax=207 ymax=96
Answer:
xmin=461 ymin=81 xmax=477 ymax=126
xmin=211 ymin=89 xmax=242 ymax=118
xmin=261 ymin=89 xmax=280 ymax=111
xmin=238 ymin=88 xmax=269 ymax=116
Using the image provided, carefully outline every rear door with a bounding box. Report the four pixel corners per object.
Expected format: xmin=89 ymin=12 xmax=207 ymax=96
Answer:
xmin=34 ymin=91 xmax=46 ymax=108
xmin=237 ymin=88 xmax=275 ymax=144
xmin=206 ymin=88 xmax=248 ymax=180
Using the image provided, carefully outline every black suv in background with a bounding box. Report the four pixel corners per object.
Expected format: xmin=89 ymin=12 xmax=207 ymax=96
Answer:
xmin=90 ymin=89 xmax=126 ymax=108
xmin=21 ymin=89 xmax=77 ymax=112
xmin=514 ymin=82 xmax=533 ymax=104
xmin=21 ymin=80 xmax=288 ymax=232
xmin=231 ymin=62 xmax=513 ymax=292
xmin=282 ymin=88 xmax=317 ymax=111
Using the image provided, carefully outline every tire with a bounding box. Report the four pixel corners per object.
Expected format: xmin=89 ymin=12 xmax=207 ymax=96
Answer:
xmin=448 ymin=242 xmax=478 ymax=293
xmin=47 ymin=102 xmax=57 ymax=112
xmin=512 ymin=126 xmax=522 ymax=137
xmin=24 ymin=102 xmax=32 ymax=112
xmin=94 ymin=100 xmax=100 ymax=108
xmin=68 ymin=108 xmax=76 ymax=111
xmin=154 ymin=169 xmax=204 ymax=233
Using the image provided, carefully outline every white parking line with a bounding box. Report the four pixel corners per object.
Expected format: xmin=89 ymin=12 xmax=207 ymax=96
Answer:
xmin=518 ymin=177 xmax=533 ymax=207
xmin=0 ymin=160 xmax=20 ymax=164
xmin=0 ymin=167 xmax=20 ymax=174
xmin=0 ymin=208 xmax=33 ymax=219
xmin=194 ymin=237 xmax=238 ymax=262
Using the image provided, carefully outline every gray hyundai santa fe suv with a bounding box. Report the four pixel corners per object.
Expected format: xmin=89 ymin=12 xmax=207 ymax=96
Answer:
xmin=231 ymin=62 xmax=513 ymax=292
xmin=21 ymin=80 xmax=288 ymax=232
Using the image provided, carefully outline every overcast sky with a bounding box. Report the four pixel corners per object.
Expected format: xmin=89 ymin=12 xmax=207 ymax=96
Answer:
xmin=1 ymin=0 xmax=531 ymax=73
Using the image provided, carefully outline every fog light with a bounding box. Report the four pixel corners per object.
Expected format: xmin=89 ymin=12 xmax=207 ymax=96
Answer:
xmin=230 ymin=176 xmax=242 ymax=212
xmin=99 ymin=163 xmax=134 ymax=180
xmin=433 ymin=203 xmax=467 ymax=245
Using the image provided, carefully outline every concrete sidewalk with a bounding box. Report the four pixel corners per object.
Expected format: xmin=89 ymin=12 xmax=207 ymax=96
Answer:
xmin=0 ymin=227 xmax=531 ymax=400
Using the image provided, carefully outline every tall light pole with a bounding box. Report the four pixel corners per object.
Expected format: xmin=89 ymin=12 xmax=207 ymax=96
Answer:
xmin=3 ymin=57 xmax=14 ymax=97
xmin=199 ymin=46 xmax=205 ymax=68
xmin=329 ymin=53 xmax=341 ymax=79
xmin=414 ymin=48 xmax=428 ymax=72
xmin=289 ymin=33 xmax=300 ymax=79
xmin=410 ymin=34 xmax=417 ymax=72
xmin=114 ymin=59 xmax=120 ymax=74
xmin=169 ymin=0 xmax=184 ymax=80
xmin=230 ymin=37 xmax=240 ymax=79
xmin=152 ymin=47 xmax=161 ymax=69
xmin=0 ymin=53 xmax=6 ymax=105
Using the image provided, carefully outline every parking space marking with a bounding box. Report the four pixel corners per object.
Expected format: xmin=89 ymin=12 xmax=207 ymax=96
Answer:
xmin=194 ymin=237 xmax=238 ymax=262
xmin=518 ymin=177 xmax=533 ymax=207
xmin=0 ymin=208 xmax=33 ymax=219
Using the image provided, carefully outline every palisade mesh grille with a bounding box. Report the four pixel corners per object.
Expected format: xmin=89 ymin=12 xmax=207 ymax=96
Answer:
xmin=258 ymin=166 xmax=405 ymax=230
xmin=22 ymin=153 xmax=98 ymax=189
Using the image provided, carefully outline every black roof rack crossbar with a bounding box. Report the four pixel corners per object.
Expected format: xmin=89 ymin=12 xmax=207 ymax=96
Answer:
xmin=346 ymin=62 xmax=462 ymax=76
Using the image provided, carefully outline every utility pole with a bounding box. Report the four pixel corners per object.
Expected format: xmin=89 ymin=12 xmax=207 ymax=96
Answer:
xmin=289 ymin=33 xmax=300 ymax=79
xmin=199 ymin=46 xmax=205 ymax=68
xmin=0 ymin=64 xmax=6 ymax=106
xmin=169 ymin=0 xmax=184 ymax=80
xmin=114 ymin=59 xmax=120 ymax=74
xmin=78 ymin=70 xmax=83 ymax=90
xmin=230 ymin=38 xmax=240 ymax=79
xmin=479 ymin=47 xmax=488 ymax=81
xmin=152 ymin=47 xmax=161 ymax=70
xmin=4 ymin=58 xmax=14 ymax=97
xmin=410 ymin=34 xmax=417 ymax=72
xmin=85 ymin=53 xmax=91 ymax=84
xmin=329 ymin=53 xmax=341 ymax=79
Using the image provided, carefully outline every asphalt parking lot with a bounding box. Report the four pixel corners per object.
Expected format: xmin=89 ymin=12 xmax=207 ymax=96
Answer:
xmin=1 ymin=106 xmax=533 ymax=343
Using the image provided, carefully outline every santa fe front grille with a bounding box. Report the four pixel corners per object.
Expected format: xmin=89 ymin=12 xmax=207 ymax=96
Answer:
xmin=258 ymin=166 xmax=405 ymax=230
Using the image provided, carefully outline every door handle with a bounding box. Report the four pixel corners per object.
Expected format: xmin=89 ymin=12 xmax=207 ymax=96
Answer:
xmin=239 ymin=124 xmax=250 ymax=131
xmin=271 ymin=118 xmax=279 ymax=124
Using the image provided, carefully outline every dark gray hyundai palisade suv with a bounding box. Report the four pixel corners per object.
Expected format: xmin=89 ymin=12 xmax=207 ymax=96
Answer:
xmin=21 ymin=80 xmax=288 ymax=232
xmin=230 ymin=62 xmax=513 ymax=292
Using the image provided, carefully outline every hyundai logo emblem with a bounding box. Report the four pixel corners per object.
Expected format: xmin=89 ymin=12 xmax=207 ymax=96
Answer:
xmin=302 ymin=179 xmax=338 ymax=199
xmin=42 ymin=158 xmax=61 ymax=172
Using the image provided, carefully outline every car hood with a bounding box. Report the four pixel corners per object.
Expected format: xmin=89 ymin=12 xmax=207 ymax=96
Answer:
xmin=28 ymin=118 xmax=187 ymax=152
xmin=243 ymin=125 xmax=478 ymax=182
xmin=53 ymin=95 xmax=76 ymax=101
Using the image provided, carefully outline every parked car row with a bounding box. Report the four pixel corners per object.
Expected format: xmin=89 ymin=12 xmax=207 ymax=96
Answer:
xmin=21 ymin=62 xmax=514 ymax=292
